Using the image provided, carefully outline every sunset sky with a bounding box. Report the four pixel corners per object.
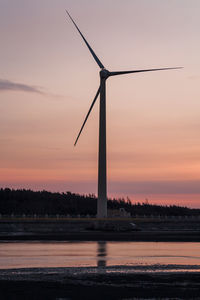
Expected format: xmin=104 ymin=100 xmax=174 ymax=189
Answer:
xmin=1 ymin=0 xmax=200 ymax=207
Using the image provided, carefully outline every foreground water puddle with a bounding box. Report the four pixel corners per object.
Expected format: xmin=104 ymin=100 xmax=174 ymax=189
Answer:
xmin=0 ymin=241 xmax=200 ymax=272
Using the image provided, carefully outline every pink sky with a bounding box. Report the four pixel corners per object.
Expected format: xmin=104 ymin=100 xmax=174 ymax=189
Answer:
xmin=1 ymin=0 xmax=200 ymax=207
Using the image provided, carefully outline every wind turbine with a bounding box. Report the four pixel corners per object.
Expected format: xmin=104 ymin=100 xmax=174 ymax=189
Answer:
xmin=66 ymin=10 xmax=182 ymax=218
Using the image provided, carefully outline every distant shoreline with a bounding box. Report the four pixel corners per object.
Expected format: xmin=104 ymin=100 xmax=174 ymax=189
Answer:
xmin=1 ymin=218 xmax=200 ymax=242
xmin=1 ymin=230 xmax=200 ymax=242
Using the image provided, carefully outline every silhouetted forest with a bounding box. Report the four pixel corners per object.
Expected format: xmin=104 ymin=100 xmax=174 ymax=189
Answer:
xmin=0 ymin=188 xmax=199 ymax=216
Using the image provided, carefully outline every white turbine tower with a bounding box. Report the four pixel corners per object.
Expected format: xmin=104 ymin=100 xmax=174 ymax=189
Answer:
xmin=66 ymin=10 xmax=182 ymax=218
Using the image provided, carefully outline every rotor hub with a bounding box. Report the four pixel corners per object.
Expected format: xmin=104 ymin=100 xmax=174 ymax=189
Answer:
xmin=100 ymin=69 xmax=110 ymax=79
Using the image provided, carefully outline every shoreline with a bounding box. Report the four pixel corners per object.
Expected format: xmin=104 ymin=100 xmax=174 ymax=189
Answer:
xmin=1 ymin=230 xmax=200 ymax=242
xmin=1 ymin=267 xmax=200 ymax=299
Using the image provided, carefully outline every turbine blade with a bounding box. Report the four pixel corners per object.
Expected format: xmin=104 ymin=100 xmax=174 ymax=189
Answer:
xmin=109 ymin=67 xmax=183 ymax=76
xmin=74 ymin=85 xmax=101 ymax=146
xmin=66 ymin=10 xmax=104 ymax=69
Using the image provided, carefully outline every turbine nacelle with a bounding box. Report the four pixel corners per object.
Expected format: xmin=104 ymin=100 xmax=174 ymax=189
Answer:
xmin=100 ymin=69 xmax=110 ymax=79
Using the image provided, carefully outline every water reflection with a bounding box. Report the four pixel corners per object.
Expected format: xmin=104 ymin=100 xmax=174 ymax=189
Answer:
xmin=0 ymin=241 xmax=200 ymax=270
xmin=97 ymin=241 xmax=107 ymax=267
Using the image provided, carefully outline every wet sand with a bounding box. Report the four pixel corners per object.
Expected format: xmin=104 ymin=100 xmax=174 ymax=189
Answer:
xmin=1 ymin=267 xmax=200 ymax=299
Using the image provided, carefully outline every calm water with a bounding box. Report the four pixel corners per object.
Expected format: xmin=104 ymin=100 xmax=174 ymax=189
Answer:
xmin=0 ymin=241 xmax=200 ymax=272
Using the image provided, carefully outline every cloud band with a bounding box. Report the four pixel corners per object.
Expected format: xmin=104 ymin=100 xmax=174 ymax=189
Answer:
xmin=0 ymin=79 xmax=43 ymax=94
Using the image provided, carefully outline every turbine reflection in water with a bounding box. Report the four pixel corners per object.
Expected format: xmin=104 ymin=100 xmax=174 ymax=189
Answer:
xmin=97 ymin=241 xmax=107 ymax=267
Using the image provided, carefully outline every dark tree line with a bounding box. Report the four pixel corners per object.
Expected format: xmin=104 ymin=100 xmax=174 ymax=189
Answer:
xmin=0 ymin=188 xmax=199 ymax=216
